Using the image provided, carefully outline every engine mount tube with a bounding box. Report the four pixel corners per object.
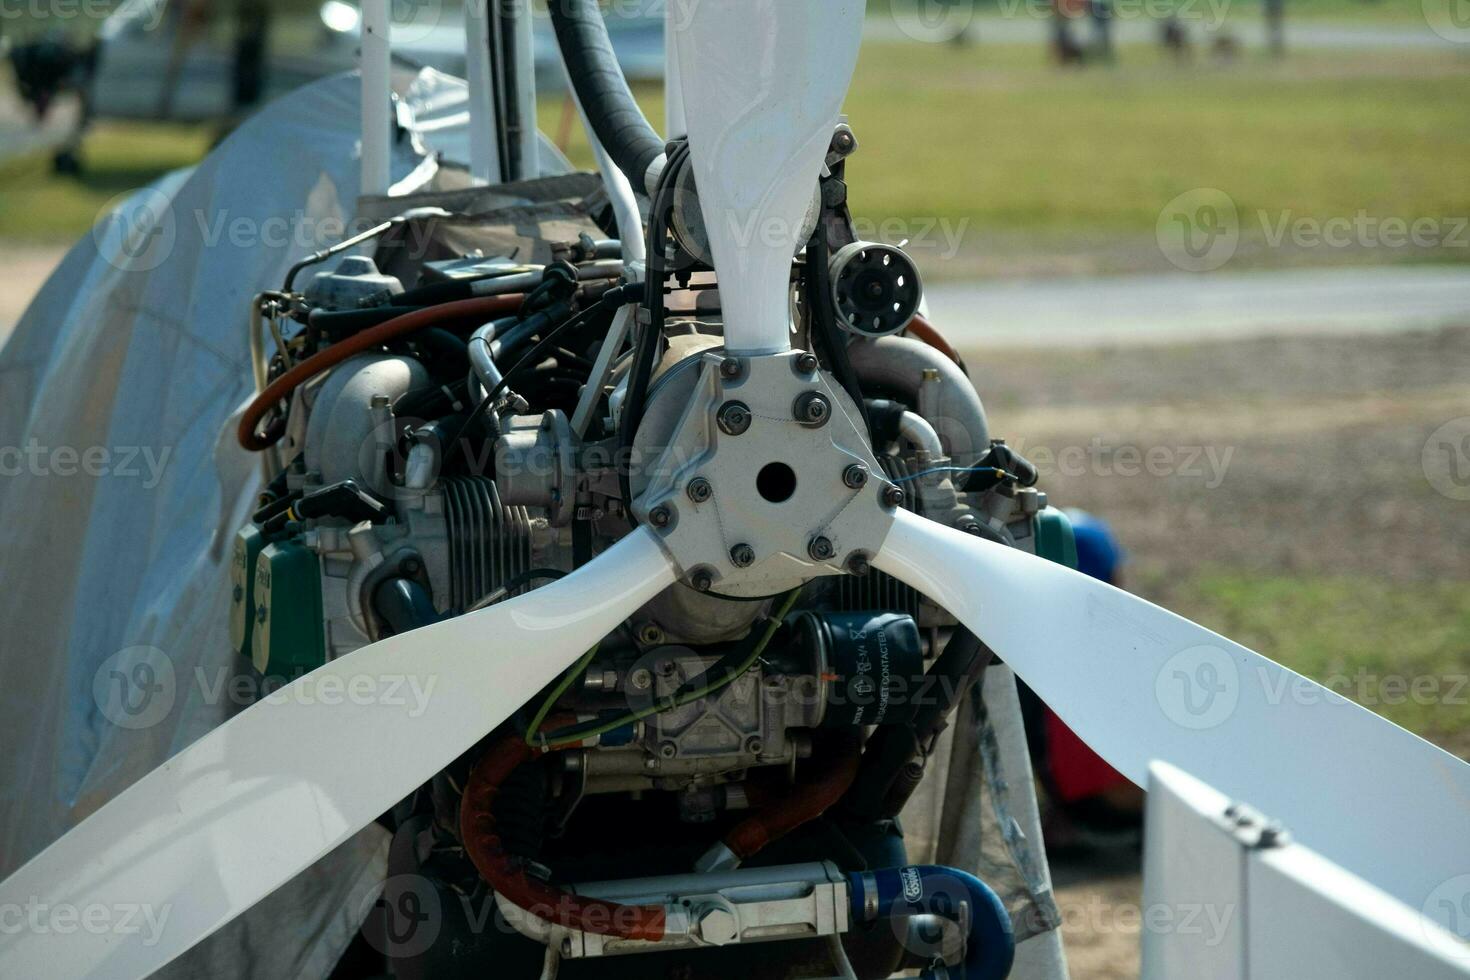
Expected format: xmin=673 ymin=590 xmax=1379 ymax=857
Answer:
xmin=848 ymin=335 xmax=991 ymax=467
xmin=548 ymin=0 xmax=665 ymax=194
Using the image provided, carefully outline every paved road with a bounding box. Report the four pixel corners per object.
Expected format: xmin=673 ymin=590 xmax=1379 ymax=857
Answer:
xmin=927 ymin=265 xmax=1470 ymax=348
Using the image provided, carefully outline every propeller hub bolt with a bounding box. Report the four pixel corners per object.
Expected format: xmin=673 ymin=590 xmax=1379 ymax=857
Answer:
xmin=881 ymin=485 xmax=905 ymax=509
xmin=730 ymin=543 xmax=756 ymax=568
xmin=843 ymin=463 xmax=869 ymax=489
xmin=845 ymin=551 xmax=871 ymax=576
xmin=687 ymin=477 xmax=713 ymax=503
xmin=795 ymin=351 xmax=819 ymax=375
xmin=793 ymin=391 xmax=831 ymax=428
xmin=691 ymin=567 xmax=715 ymax=592
xmin=717 ymin=401 xmax=752 ymax=436
xmin=649 ymin=506 xmax=673 ymax=529
xmin=720 ymin=357 xmax=744 ymax=381
xmin=808 ymin=536 xmax=836 ymax=562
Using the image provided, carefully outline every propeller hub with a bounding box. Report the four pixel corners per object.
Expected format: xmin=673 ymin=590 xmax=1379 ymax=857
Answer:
xmin=632 ymin=350 xmax=896 ymax=597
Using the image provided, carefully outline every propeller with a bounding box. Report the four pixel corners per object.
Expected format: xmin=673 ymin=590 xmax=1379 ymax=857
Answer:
xmin=668 ymin=0 xmax=865 ymax=354
xmin=0 ymin=529 xmax=676 ymax=980
xmin=875 ymin=508 xmax=1470 ymax=931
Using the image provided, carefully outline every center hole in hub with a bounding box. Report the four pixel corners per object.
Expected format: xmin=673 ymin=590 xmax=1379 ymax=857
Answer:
xmin=757 ymin=462 xmax=797 ymax=503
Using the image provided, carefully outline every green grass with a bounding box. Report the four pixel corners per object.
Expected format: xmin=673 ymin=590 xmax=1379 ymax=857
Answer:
xmin=0 ymin=122 xmax=213 ymax=243
xmin=8 ymin=41 xmax=1470 ymax=265
xmin=1171 ymin=572 xmax=1470 ymax=753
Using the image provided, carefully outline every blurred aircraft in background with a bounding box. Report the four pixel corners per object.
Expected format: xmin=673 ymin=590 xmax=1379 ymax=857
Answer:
xmin=5 ymin=0 xmax=664 ymax=170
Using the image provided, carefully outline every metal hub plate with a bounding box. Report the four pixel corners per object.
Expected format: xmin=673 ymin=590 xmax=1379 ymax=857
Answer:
xmin=632 ymin=350 xmax=896 ymax=597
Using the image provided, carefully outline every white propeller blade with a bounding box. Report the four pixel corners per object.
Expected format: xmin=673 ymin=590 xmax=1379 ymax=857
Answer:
xmin=875 ymin=508 xmax=1470 ymax=931
xmin=668 ymin=0 xmax=865 ymax=354
xmin=0 ymin=528 xmax=675 ymax=980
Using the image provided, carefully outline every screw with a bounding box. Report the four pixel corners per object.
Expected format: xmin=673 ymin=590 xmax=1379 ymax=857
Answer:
xmin=744 ymin=736 xmax=764 ymax=755
xmin=793 ymin=391 xmax=831 ymax=428
xmin=649 ymin=505 xmax=673 ymax=528
xmin=808 ymin=536 xmax=835 ymax=561
xmin=687 ymin=477 xmax=713 ymax=503
xmin=720 ymin=357 xmax=743 ymax=381
xmin=794 ymin=351 xmax=819 ymax=375
xmin=730 ymin=543 xmax=755 ymax=568
xmin=630 ymin=668 xmax=653 ymax=691
xmin=659 ymin=741 xmax=679 ymax=759
xmin=691 ymin=567 xmax=715 ymax=592
xmin=638 ymin=622 xmax=665 ymax=646
xmin=843 ymin=463 xmax=869 ymax=489
xmin=656 ymin=658 xmax=678 ymax=678
xmin=717 ymin=401 xmax=752 ymax=436
xmin=833 ymin=129 xmax=856 ymax=154
xmin=881 ymin=485 xmax=905 ymax=509
xmin=401 ymin=557 xmax=422 ymax=575
xmin=846 ymin=551 xmax=871 ymax=576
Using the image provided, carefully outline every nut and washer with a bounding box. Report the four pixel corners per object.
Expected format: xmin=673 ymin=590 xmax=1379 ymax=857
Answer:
xmin=843 ymin=463 xmax=869 ymax=489
xmin=730 ymin=543 xmax=756 ymax=568
xmin=808 ymin=535 xmax=836 ymax=561
xmin=794 ymin=351 xmax=819 ymax=375
xmin=720 ymin=357 xmax=744 ymax=381
xmin=649 ymin=505 xmax=673 ymax=528
xmin=687 ymin=477 xmax=713 ymax=503
xmin=691 ymin=567 xmax=715 ymax=592
xmin=845 ymin=551 xmax=871 ymax=576
xmin=717 ymin=401 xmax=752 ymax=436
xmin=792 ymin=391 xmax=831 ymax=428
xmin=881 ymin=485 xmax=905 ymax=509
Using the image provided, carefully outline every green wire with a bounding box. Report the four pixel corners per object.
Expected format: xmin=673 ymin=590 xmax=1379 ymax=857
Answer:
xmin=531 ymin=587 xmax=802 ymax=750
xmin=524 ymin=643 xmax=599 ymax=748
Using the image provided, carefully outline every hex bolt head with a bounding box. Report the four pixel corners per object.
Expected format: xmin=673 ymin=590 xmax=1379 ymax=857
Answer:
xmin=845 ymin=551 xmax=871 ymax=577
xmin=729 ymin=543 xmax=756 ymax=568
xmin=658 ymin=741 xmax=679 ymax=760
xmin=691 ymin=567 xmax=715 ymax=592
xmin=720 ymin=357 xmax=743 ymax=381
xmin=843 ymin=463 xmax=869 ymax=489
xmin=881 ymin=485 xmax=905 ymax=509
xmin=649 ymin=505 xmax=673 ymax=529
xmin=793 ymin=391 xmax=831 ymax=428
xmin=808 ymin=535 xmax=836 ymax=561
xmin=717 ymin=401 xmax=752 ymax=436
xmin=795 ymin=351 xmax=819 ymax=375
xmin=687 ymin=477 xmax=713 ymax=503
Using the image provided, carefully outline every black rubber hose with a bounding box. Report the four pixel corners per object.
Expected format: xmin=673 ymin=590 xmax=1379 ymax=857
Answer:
xmin=548 ymin=0 xmax=664 ymax=193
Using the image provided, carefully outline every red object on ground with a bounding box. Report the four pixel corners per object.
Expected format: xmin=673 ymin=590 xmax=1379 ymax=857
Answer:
xmin=1044 ymin=709 xmax=1130 ymax=803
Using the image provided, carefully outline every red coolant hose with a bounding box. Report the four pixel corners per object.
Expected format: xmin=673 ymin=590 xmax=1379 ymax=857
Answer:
xmin=720 ymin=730 xmax=862 ymax=863
xmin=237 ymin=295 xmax=526 ymax=452
xmin=459 ymin=732 xmax=670 ymax=942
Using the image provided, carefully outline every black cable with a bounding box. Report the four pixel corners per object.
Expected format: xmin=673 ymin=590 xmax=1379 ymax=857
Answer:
xmin=806 ymin=222 xmax=871 ymax=436
xmin=617 ymin=141 xmax=691 ymax=522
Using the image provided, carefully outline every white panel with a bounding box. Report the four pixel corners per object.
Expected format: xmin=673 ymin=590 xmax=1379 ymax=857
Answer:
xmin=1141 ymin=763 xmax=1246 ymax=980
xmin=1248 ymin=846 xmax=1470 ymax=979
